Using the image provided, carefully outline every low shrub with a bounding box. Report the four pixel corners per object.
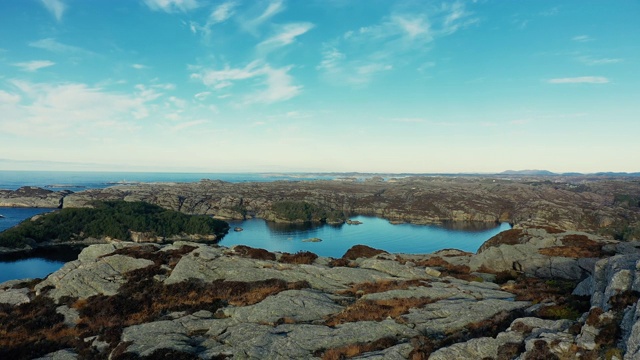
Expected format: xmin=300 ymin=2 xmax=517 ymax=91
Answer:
xmin=342 ymin=245 xmax=385 ymax=260
xmin=279 ymin=251 xmax=318 ymax=265
xmin=233 ymin=245 xmax=276 ymax=261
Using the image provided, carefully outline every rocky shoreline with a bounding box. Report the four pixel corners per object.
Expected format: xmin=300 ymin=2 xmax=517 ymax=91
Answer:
xmin=2 ymin=176 xmax=640 ymax=238
xmin=2 ymin=225 xmax=640 ymax=359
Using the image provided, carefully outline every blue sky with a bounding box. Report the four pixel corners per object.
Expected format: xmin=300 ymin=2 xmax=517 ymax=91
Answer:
xmin=0 ymin=0 xmax=638 ymax=173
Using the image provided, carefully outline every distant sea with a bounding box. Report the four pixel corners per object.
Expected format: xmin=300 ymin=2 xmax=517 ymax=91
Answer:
xmin=0 ymin=170 xmax=339 ymax=192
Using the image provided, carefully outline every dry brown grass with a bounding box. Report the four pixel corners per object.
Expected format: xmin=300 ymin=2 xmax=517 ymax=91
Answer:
xmin=328 ymin=258 xmax=353 ymax=267
xmin=325 ymin=297 xmax=434 ymax=326
xmin=233 ymin=245 xmax=276 ymax=261
xmin=538 ymin=234 xmax=606 ymax=258
xmin=107 ymin=244 xmax=197 ymax=268
xmin=477 ymin=229 xmax=524 ymax=253
xmin=319 ymin=337 xmax=397 ymax=360
xmin=341 ymin=245 xmax=385 ymax=260
xmin=279 ymin=251 xmax=318 ymax=264
xmin=410 ymin=256 xmax=475 ymax=280
xmin=338 ymin=279 xmax=430 ymax=298
xmin=0 ymin=297 xmax=79 ymax=359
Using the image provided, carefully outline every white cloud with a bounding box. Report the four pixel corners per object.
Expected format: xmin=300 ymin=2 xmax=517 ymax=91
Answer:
xmin=0 ymin=90 xmax=21 ymax=105
xmin=547 ymin=76 xmax=609 ymax=84
xmin=0 ymin=81 xmax=157 ymax=138
xmin=317 ymin=47 xmax=392 ymax=86
xmin=192 ymin=61 xmax=301 ymax=104
xmin=143 ymin=0 xmax=199 ymax=13
xmin=194 ymin=91 xmax=211 ymax=100
xmin=190 ymin=1 xmax=237 ymax=37
xmin=132 ymin=64 xmax=148 ymax=69
xmin=13 ymin=60 xmax=55 ymax=72
xmin=41 ymin=0 xmax=66 ymax=22
xmin=572 ymin=35 xmax=593 ymax=42
xmin=258 ymin=22 xmax=314 ymax=51
xmin=211 ymin=1 xmax=237 ymax=23
xmin=29 ymin=38 xmax=92 ymax=55
xmin=392 ymin=15 xmax=430 ymax=38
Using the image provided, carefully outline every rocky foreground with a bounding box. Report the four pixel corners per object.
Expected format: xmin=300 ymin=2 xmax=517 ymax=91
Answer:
xmin=1 ymin=176 xmax=640 ymax=238
xmin=3 ymin=226 xmax=640 ymax=359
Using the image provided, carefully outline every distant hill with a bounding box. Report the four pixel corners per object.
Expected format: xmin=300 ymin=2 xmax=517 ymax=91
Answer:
xmin=499 ymin=170 xmax=558 ymax=176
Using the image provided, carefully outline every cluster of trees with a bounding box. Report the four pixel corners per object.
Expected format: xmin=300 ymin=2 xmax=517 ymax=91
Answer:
xmin=271 ymin=201 xmax=345 ymax=223
xmin=0 ymin=201 xmax=229 ymax=248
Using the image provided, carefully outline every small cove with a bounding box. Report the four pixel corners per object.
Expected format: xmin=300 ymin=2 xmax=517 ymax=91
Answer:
xmin=1 ymin=208 xmax=510 ymax=283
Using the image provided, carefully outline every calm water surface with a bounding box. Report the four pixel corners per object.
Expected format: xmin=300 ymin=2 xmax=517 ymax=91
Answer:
xmin=221 ymin=216 xmax=511 ymax=258
xmin=0 ymin=208 xmax=510 ymax=283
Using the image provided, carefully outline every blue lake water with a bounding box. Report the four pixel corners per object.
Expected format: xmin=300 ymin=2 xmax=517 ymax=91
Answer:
xmin=0 ymin=208 xmax=510 ymax=283
xmin=221 ymin=216 xmax=511 ymax=258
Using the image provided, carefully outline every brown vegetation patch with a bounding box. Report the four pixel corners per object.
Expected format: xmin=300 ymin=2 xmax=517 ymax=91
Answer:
xmin=342 ymin=245 xmax=385 ymax=260
xmin=279 ymin=251 xmax=318 ymax=264
xmin=325 ymin=297 xmax=434 ymax=326
xmin=410 ymin=256 xmax=474 ymax=280
xmin=327 ymin=258 xmax=353 ymax=267
xmin=407 ymin=336 xmax=435 ymax=360
xmin=233 ymin=245 xmax=276 ymax=261
xmin=536 ymin=234 xmax=608 ymax=258
xmin=338 ymin=279 xmax=430 ymax=298
xmin=609 ymin=290 xmax=640 ymax=311
xmin=502 ymin=277 xmax=589 ymax=321
xmin=477 ymin=229 xmax=524 ymax=253
xmin=318 ymin=337 xmax=398 ymax=360
xmin=525 ymin=340 xmax=559 ymax=360
xmin=69 ymin=277 xmax=310 ymax=349
xmin=0 ymin=296 xmax=79 ymax=359
xmin=107 ymin=244 xmax=197 ymax=268
xmin=113 ymin=348 xmax=229 ymax=360
xmin=538 ymin=246 xmax=603 ymax=259
xmin=496 ymin=342 xmax=525 ymax=360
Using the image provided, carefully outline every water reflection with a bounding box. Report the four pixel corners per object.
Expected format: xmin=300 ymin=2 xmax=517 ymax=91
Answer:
xmin=223 ymin=215 xmax=511 ymax=258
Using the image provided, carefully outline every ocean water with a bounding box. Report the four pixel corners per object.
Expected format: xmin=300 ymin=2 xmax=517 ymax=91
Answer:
xmin=0 ymin=170 xmax=337 ymax=192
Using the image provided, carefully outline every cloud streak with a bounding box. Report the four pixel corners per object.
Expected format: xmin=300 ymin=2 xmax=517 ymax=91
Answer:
xmin=13 ymin=60 xmax=55 ymax=72
xmin=41 ymin=0 xmax=66 ymax=22
xmin=547 ymin=76 xmax=609 ymax=84
xmin=29 ymin=38 xmax=93 ymax=55
xmin=192 ymin=61 xmax=301 ymax=104
xmin=143 ymin=0 xmax=199 ymax=13
xmin=258 ymin=22 xmax=314 ymax=51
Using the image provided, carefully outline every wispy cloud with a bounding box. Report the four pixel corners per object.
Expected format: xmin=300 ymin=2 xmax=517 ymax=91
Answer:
xmin=578 ymin=56 xmax=623 ymax=66
xmin=318 ymin=1 xmax=476 ymax=86
xmin=242 ymin=0 xmax=285 ymax=34
xmin=0 ymin=81 xmax=157 ymax=138
xmin=211 ymin=1 xmax=237 ymax=23
xmin=392 ymin=118 xmax=427 ymax=123
xmin=41 ymin=0 xmax=66 ymax=22
xmin=572 ymin=35 xmax=593 ymax=42
xmin=171 ymin=119 xmax=208 ymax=131
xmin=258 ymin=22 xmax=314 ymax=51
xmin=29 ymin=38 xmax=93 ymax=55
xmin=547 ymin=76 xmax=609 ymax=84
xmin=191 ymin=61 xmax=301 ymax=104
xmin=190 ymin=1 xmax=237 ymax=37
xmin=13 ymin=60 xmax=55 ymax=72
xmin=143 ymin=0 xmax=199 ymax=13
